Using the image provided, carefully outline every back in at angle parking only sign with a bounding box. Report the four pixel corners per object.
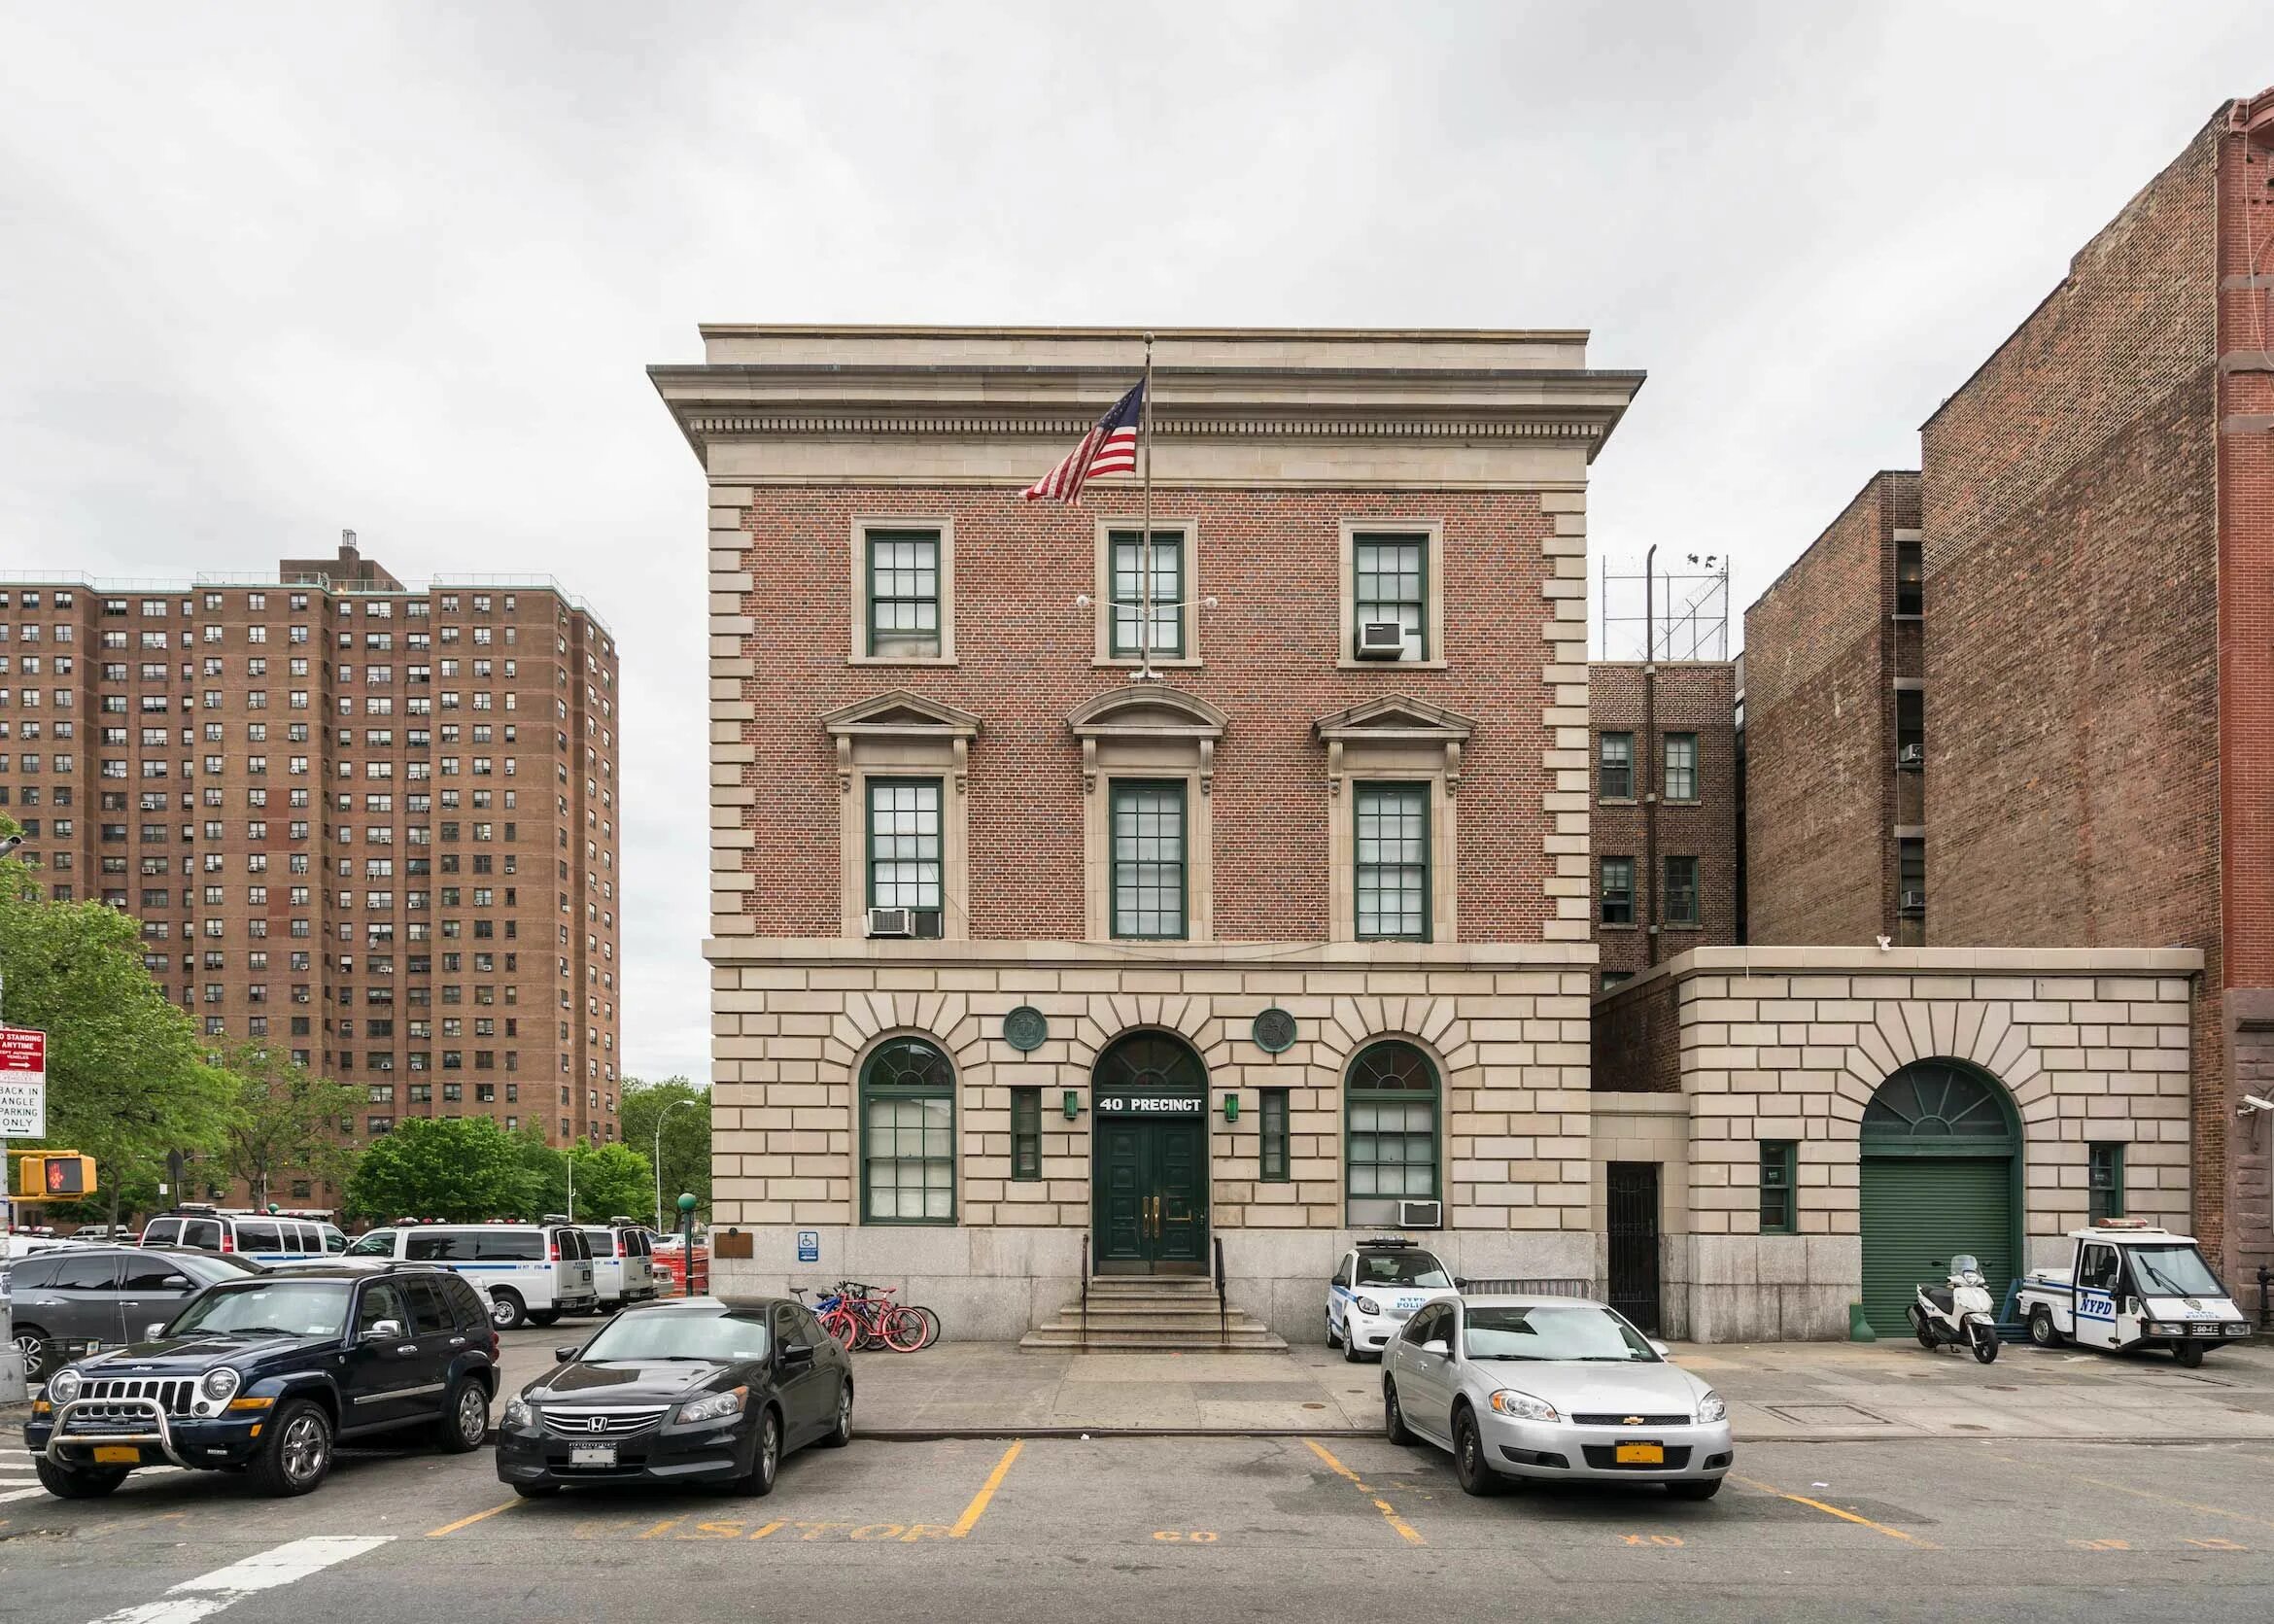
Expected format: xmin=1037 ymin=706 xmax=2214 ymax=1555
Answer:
xmin=1093 ymin=1093 xmax=1204 ymax=1117
xmin=0 ymin=1026 xmax=47 ymax=1139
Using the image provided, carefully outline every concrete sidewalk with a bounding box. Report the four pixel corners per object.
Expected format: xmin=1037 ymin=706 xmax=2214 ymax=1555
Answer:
xmin=846 ymin=1337 xmax=2274 ymax=1442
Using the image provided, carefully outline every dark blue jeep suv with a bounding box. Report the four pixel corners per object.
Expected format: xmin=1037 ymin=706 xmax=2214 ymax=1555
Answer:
xmin=24 ymin=1263 xmax=498 ymax=1498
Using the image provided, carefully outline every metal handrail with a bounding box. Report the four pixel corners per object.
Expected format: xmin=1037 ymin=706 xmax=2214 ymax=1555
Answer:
xmin=1213 ymin=1235 xmax=1227 ymax=1349
xmin=1079 ymin=1234 xmax=1089 ymax=1351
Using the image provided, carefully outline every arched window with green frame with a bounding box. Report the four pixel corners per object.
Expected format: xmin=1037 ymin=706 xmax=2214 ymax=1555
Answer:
xmin=1346 ymin=1040 xmax=1439 ymax=1225
xmin=860 ymin=1037 xmax=955 ymax=1225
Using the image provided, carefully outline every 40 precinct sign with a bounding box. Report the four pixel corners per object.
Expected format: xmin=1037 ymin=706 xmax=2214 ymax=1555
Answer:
xmin=1092 ymin=1092 xmax=1204 ymax=1117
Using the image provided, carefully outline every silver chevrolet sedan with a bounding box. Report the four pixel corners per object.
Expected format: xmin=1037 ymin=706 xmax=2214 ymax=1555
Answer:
xmin=1382 ymin=1294 xmax=1733 ymax=1499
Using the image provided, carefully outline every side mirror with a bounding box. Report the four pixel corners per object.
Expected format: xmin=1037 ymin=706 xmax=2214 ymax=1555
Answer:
xmin=780 ymin=1342 xmax=816 ymax=1367
xmin=1419 ymin=1338 xmax=1450 ymax=1357
xmin=554 ymin=1345 xmax=579 ymax=1364
xmin=145 ymin=1322 xmax=169 ymax=1341
xmin=158 ymin=1276 xmax=192 ymax=1291
xmin=1648 ymin=1338 xmax=1671 ymax=1358
xmin=1452 ymin=1277 xmax=1469 ymax=1291
xmin=362 ymin=1318 xmax=404 ymax=1343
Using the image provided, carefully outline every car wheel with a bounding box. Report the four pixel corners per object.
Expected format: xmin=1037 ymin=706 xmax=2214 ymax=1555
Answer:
xmin=817 ymin=1378 xmax=853 ymax=1448
xmin=1452 ymin=1407 xmax=1498 ymax=1497
xmin=252 ymin=1399 xmax=332 ymax=1498
xmin=1383 ymin=1379 xmax=1414 ymax=1445
xmin=512 ymin=1481 xmax=562 ymax=1499
xmin=2028 ymin=1306 xmax=2062 ymax=1349
xmin=529 ymin=1310 xmax=562 ymax=1328
xmin=741 ymin=1407 xmax=780 ymax=1498
xmin=14 ymin=1329 xmax=50 ymax=1381
xmin=1326 ymin=1315 xmax=1342 ymax=1350
xmin=2173 ymin=1340 xmax=2207 ymax=1368
xmin=489 ymin=1291 xmax=527 ymax=1330
xmin=1668 ymin=1479 xmax=1722 ymax=1502
xmin=1344 ymin=1332 xmax=1364 ymax=1365
xmin=35 ymin=1459 xmax=128 ymax=1500
xmin=432 ymin=1376 xmax=490 ymax=1454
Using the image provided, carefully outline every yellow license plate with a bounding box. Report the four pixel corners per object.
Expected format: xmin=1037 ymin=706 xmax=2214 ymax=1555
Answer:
xmin=1615 ymin=1442 xmax=1665 ymax=1465
xmin=92 ymin=1446 xmax=141 ymax=1465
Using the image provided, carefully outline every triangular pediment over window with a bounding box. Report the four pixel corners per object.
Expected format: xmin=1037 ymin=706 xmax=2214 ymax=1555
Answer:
xmin=1311 ymin=694 xmax=1476 ymax=743
xmin=821 ymin=690 xmax=982 ymax=741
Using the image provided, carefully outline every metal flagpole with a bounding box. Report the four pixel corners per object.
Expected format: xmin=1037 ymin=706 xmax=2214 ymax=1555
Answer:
xmin=1135 ymin=331 xmax=1157 ymax=683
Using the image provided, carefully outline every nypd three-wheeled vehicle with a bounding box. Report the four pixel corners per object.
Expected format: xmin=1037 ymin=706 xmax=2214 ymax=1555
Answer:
xmin=1326 ymin=1238 xmax=1462 ymax=1362
xmin=2013 ymin=1219 xmax=2253 ymax=1366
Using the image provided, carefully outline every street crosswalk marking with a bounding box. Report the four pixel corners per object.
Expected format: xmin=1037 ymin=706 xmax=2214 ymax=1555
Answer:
xmin=84 ymin=1535 xmax=392 ymax=1624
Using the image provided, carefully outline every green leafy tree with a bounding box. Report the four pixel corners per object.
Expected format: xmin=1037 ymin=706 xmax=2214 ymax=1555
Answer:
xmin=218 ymin=1043 xmax=362 ymax=1210
xmin=0 ymin=830 xmax=236 ymax=1229
xmin=344 ymin=1117 xmax=532 ymax=1223
xmin=619 ymin=1077 xmax=709 ymax=1223
xmin=568 ymin=1140 xmax=653 ymax=1224
xmin=511 ymin=1121 xmax=568 ymax=1217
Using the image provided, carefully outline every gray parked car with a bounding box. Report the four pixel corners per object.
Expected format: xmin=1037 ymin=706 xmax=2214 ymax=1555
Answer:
xmin=1382 ymin=1294 xmax=1734 ymax=1500
xmin=7 ymin=1247 xmax=265 ymax=1378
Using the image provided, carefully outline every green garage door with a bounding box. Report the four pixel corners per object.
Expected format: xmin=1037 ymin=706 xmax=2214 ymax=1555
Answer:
xmin=1859 ymin=1157 xmax=2015 ymax=1340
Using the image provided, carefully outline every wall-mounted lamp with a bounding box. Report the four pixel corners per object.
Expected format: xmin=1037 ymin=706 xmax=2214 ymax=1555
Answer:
xmin=1222 ymin=1092 xmax=1239 ymax=1123
xmin=1063 ymin=1089 xmax=1082 ymax=1121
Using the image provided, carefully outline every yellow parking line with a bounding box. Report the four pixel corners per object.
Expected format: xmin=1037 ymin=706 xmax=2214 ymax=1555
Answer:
xmin=948 ymin=1440 xmax=1022 ymax=1539
xmin=1732 ymin=1474 xmax=1936 ymax=1548
xmin=427 ymin=1499 xmax=523 ymax=1538
xmin=2073 ymin=1474 xmax=2274 ymax=1533
xmin=1306 ymin=1439 xmax=1426 ymax=1547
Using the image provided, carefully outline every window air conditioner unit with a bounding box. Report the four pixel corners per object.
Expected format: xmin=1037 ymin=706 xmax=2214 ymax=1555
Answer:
xmin=1356 ymin=622 xmax=1406 ymax=659
xmin=1897 ymin=743 xmax=1924 ymax=768
xmin=1899 ymin=888 xmax=1926 ymax=915
xmin=1396 ymin=1199 xmax=1444 ymax=1230
xmin=865 ymin=907 xmax=913 ymax=939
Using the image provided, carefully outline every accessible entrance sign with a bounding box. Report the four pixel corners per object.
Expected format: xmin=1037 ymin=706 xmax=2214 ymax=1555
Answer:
xmin=0 ymin=1027 xmax=46 ymax=1138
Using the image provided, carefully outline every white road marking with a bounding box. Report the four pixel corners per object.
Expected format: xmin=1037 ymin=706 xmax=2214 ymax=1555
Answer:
xmin=85 ymin=1535 xmax=391 ymax=1624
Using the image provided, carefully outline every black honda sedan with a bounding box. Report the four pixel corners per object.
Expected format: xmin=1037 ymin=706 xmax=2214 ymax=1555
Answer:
xmin=496 ymin=1296 xmax=851 ymax=1498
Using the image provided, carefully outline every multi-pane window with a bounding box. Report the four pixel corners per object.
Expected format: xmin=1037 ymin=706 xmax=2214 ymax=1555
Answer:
xmin=860 ymin=1037 xmax=954 ymax=1223
xmin=1353 ymin=533 xmax=1427 ymax=660
xmin=866 ymin=529 xmax=942 ymax=659
xmin=1758 ymin=1141 xmax=1797 ymax=1233
xmin=866 ymin=777 xmax=942 ymax=935
xmin=2087 ymin=1143 xmax=2125 ymax=1223
xmin=1896 ymin=689 xmax=1924 ymax=766
xmin=1600 ymin=856 xmax=1635 ymax=925
xmin=1011 ymin=1087 xmax=1042 ymax=1182
xmin=1599 ymin=732 xmax=1634 ymax=799
xmin=1346 ymin=1041 xmax=1438 ymax=1215
xmin=1601 ymin=970 xmax=1634 ymax=991
xmin=1258 ymin=1087 xmax=1291 ymax=1183
xmin=1898 ymin=838 xmax=1926 ymax=916
xmin=1663 ymin=733 xmax=1698 ymax=801
xmin=1896 ymin=539 xmax=1923 ymax=616
xmin=1355 ymin=783 xmax=1429 ymax=941
xmin=1109 ymin=529 xmax=1183 ymax=658
xmin=1111 ymin=780 xmax=1186 ymax=940
xmin=1664 ymin=855 xmax=1700 ymax=926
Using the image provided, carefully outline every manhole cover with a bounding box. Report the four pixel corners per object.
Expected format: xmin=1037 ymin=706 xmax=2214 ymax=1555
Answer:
xmin=1763 ymin=1403 xmax=1893 ymax=1427
xmin=1302 ymin=1402 xmax=1326 ymax=1410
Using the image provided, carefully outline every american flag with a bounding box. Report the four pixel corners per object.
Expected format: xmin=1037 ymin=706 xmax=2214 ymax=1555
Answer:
xmin=1021 ymin=380 xmax=1144 ymax=502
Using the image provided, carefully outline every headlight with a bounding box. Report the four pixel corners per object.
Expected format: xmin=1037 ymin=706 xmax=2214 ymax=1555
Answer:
xmin=1354 ymin=1296 xmax=1382 ymax=1318
xmin=2152 ymin=1322 xmax=2183 ymax=1335
xmin=677 ymin=1386 xmax=748 ymax=1425
xmin=1488 ymin=1389 xmax=1558 ymax=1422
xmin=47 ymin=1367 xmax=83 ymax=1405
xmin=1696 ymin=1390 xmax=1727 ymax=1424
xmin=1961 ymin=1272 xmax=1985 ymax=1288
xmin=200 ymin=1367 xmax=242 ymax=1404
xmin=502 ymin=1397 xmax=533 ymax=1428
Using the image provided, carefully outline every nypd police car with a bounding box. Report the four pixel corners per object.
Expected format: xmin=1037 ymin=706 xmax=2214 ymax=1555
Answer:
xmin=1326 ymin=1238 xmax=1460 ymax=1363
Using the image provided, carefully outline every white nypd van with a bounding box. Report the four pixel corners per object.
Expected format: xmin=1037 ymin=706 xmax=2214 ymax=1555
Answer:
xmin=342 ymin=1221 xmax=599 ymax=1329
xmin=578 ymin=1220 xmax=663 ymax=1308
xmin=138 ymin=1205 xmax=348 ymax=1263
xmin=1326 ymin=1237 xmax=1461 ymax=1362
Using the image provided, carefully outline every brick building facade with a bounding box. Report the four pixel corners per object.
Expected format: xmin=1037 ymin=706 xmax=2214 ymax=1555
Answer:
xmin=1588 ymin=660 xmax=1739 ymax=992
xmin=0 ymin=540 xmax=624 ymax=1202
xmin=655 ymin=326 xmax=1643 ymax=1338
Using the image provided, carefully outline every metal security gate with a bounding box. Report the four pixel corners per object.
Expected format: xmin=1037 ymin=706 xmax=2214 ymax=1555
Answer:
xmin=1859 ymin=1157 xmax=2015 ymax=1340
xmin=1605 ymin=1162 xmax=1662 ymax=1333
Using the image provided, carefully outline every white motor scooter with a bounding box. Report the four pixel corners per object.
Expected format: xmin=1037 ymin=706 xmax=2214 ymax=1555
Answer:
xmin=1907 ymin=1254 xmax=2000 ymax=1364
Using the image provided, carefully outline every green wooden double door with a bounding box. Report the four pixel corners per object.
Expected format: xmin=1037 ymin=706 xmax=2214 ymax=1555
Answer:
xmin=1093 ymin=1117 xmax=1209 ymax=1273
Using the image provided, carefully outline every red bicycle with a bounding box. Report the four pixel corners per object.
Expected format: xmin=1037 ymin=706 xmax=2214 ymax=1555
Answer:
xmin=802 ymin=1282 xmax=934 ymax=1352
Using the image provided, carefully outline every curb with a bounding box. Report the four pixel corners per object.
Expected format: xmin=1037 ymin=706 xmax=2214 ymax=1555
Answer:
xmin=850 ymin=1426 xmax=2269 ymax=1446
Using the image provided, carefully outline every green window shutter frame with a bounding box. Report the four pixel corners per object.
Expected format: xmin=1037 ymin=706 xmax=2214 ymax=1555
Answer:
xmin=1345 ymin=1041 xmax=1439 ymax=1217
xmin=865 ymin=776 xmax=944 ymax=931
xmin=1354 ymin=781 xmax=1430 ymax=942
xmin=1758 ymin=1140 xmax=1797 ymax=1233
xmin=858 ymin=1036 xmax=956 ymax=1225
xmin=1110 ymin=778 xmax=1187 ymax=940
xmin=1107 ymin=530 xmax=1185 ymax=658
xmin=1259 ymin=1087 xmax=1291 ymax=1182
xmin=1352 ymin=533 xmax=1429 ymax=660
xmin=1011 ymin=1088 xmax=1042 ymax=1182
xmin=2087 ymin=1142 xmax=2124 ymax=1221
xmin=865 ymin=528 xmax=942 ymax=658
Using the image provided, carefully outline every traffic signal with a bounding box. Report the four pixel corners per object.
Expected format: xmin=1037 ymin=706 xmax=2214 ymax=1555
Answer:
xmin=12 ymin=1153 xmax=97 ymax=1199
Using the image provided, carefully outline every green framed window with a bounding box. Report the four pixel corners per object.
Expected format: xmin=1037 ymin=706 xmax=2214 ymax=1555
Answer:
xmin=1108 ymin=529 xmax=1184 ymax=658
xmin=1110 ymin=779 xmax=1186 ymax=939
xmin=1258 ymin=1088 xmax=1291 ymax=1183
xmin=1664 ymin=855 xmax=1699 ymax=926
xmin=2087 ymin=1142 xmax=2124 ymax=1223
xmin=866 ymin=528 xmax=941 ymax=659
xmin=1346 ymin=1041 xmax=1438 ymax=1220
xmin=1664 ymin=733 xmax=1698 ymax=801
xmin=1599 ymin=731 xmax=1634 ymax=800
xmin=1759 ymin=1140 xmax=1797 ymax=1234
xmin=1601 ymin=970 xmax=1633 ymax=991
xmin=1011 ymin=1087 xmax=1043 ymax=1182
xmin=860 ymin=1037 xmax=955 ymax=1223
xmin=1355 ymin=782 xmax=1430 ymax=941
xmin=1354 ymin=533 xmax=1427 ymax=660
xmin=1600 ymin=856 xmax=1635 ymax=925
xmin=866 ymin=777 xmax=943 ymax=936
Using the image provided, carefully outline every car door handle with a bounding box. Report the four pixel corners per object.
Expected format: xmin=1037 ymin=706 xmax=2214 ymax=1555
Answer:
xmin=448 ymin=1337 xmax=466 ymax=1348
xmin=396 ymin=1344 xmax=419 ymax=1356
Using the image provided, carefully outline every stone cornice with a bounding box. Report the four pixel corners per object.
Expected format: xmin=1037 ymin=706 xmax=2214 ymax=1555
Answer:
xmin=701 ymin=936 xmax=1597 ymax=968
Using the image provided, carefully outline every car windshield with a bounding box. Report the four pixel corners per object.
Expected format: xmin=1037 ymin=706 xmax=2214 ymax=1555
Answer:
xmin=342 ymin=1231 xmax=396 ymax=1258
xmin=2126 ymin=1244 xmax=2223 ymax=1298
xmin=166 ymin=1280 xmax=351 ymax=1339
xmin=1463 ymin=1304 xmax=1659 ymax=1363
xmin=1356 ymin=1252 xmax=1453 ymax=1289
xmin=576 ymin=1310 xmax=771 ymax=1363
xmin=187 ymin=1253 xmax=268 ymax=1281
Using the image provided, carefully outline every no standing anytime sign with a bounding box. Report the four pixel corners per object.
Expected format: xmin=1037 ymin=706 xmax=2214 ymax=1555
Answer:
xmin=0 ymin=1026 xmax=47 ymax=1138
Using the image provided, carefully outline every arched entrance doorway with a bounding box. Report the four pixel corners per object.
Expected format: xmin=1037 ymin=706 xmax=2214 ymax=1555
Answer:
xmin=1090 ymin=1032 xmax=1210 ymax=1274
xmin=1858 ymin=1059 xmax=2022 ymax=1338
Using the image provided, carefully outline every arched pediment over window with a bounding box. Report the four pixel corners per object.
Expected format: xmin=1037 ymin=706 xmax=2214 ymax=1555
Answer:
xmin=1067 ymin=686 xmax=1226 ymax=796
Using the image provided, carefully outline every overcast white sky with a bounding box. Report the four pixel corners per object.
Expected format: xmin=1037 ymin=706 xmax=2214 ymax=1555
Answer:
xmin=3 ymin=3 xmax=2268 ymax=1085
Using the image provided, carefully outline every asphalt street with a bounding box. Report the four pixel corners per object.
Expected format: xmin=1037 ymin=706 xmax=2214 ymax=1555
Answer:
xmin=5 ymin=1334 xmax=2273 ymax=1623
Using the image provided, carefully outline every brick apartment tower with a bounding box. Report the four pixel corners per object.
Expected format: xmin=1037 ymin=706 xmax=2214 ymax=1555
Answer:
xmin=1923 ymin=87 xmax=2274 ymax=1289
xmin=0 ymin=539 xmax=624 ymax=1201
xmin=653 ymin=326 xmax=1644 ymax=1339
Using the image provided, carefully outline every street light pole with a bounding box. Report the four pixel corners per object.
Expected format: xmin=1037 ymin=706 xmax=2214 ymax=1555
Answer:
xmin=653 ymin=1097 xmax=696 ymax=1233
